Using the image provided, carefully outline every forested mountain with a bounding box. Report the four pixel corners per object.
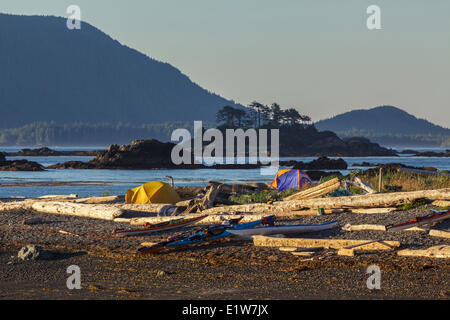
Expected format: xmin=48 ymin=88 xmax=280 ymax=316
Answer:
xmin=0 ymin=13 xmax=239 ymax=128
xmin=315 ymin=106 xmax=450 ymax=147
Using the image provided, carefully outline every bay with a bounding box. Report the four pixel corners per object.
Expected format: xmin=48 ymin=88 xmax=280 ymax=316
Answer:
xmin=1 ymin=149 xmax=449 ymax=198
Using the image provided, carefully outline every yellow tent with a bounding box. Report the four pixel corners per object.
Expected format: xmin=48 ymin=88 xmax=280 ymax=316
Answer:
xmin=125 ymin=181 xmax=181 ymax=204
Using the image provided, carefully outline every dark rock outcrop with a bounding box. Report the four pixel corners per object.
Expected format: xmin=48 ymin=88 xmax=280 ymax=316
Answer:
xmin=342 ymin=137 xmax=395 ymax=156
xmin=280 ymin=156 xmax=348 ymax=170
xmin=47 ymin=138 xmax=391 ymax=170
xmin=6 ymin=147 xmax=101 ymax=157
xmin=0 ymin=156 xmax=45 ymax=171
xmin=396 ymin=149 xmax=449 ymax=157
xmin=305 ymin=171 xmax=343 ymax=181
xmin=47 ymin=161 xmax=97 ymax=169
xmin=278 ymin=126 xmax=396 ymax=157
xmin=414 ymin=150 xmax=450 ymax=157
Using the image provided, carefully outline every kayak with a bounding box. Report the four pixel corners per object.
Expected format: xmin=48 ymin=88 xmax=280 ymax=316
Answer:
xmin=227 ymin=220 xmax=339 ymax=238
xmin=113 ymin=215 xmax=207 ymax=237
xmin=137 ymin=216 xmax=274 ymax=254
xmin=386 ymin=209 xmax=450 ymax=232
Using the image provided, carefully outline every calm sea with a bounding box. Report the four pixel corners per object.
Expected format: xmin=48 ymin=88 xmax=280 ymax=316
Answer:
xmin=1 ymin=147 xmax=449 ymax=198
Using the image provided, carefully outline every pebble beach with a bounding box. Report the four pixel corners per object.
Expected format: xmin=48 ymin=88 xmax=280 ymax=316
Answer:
xmin=1 ymin=204 xmax=449 ymax=299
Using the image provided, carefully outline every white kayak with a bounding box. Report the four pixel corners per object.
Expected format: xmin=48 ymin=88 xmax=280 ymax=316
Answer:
xmin=228 ymin=220 xmax=339 ymax=238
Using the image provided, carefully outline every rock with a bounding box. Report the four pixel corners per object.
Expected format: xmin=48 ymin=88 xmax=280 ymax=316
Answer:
xmin=280 ymin=156 xmax=348 ymax=170
xmin=47 ymin=160 xmax=96 ymax=169
xmin=267 ymin=255 xmax=279 ymax=262
xmin=305 ymin=170 xmax=343 ymax=181
xmin=5 ymin=147 xmax=101 ymax=157
xmin=12 ymin=147 xmax=62 ymax=156
xmin=157 ymin=270 xmax=173 ymax=277
xmin=0 ymin=159 xmax=45 ymax=171
xmin=398 ymin=149 xmax=450 ymax=157
xmin=342 ymin=137 xmax=396 ymax=156
xmin=17 ymin=245 xmax=53 ymax=261
xmin=46 ymin=134 xmax=395 ymax=170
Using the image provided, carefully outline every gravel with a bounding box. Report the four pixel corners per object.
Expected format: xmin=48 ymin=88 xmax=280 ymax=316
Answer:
xmin=0 ymin=204 xmax=449 ymax=299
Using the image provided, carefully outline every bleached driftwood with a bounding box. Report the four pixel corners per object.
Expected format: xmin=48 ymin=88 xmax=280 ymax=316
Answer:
xmin=348 ymin=208 xmax=397 ymax=214
xmin=252 ymin=235 xmax=400 ymax=250
xmin=397 ymin=245 xmax=450 ymax=259
xmin=30 ymin=201 xmax=123 ymax=220
xmin=0 ymin=200 xmax=33 ymax=212
xmin=431 ymin=200 xmax=450 ymax=207
xmin=429 ymin=229 xmax=450 ymax=239
xmin=284 ymin=178 xmax=340 ymax=201
xmin=37 ymin=194 xmax=78 ymax=200
xmin=342 ymin=224 xmax=429 ymax=232
xmin=353 ymin=177 xmax=376 ymax=194
xmin=200 ymin=188 xmax=450 ymax=215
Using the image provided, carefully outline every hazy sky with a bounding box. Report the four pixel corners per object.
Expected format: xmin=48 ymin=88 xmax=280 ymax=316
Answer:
xmin=2 ymin=0 xmax=449 ymax=127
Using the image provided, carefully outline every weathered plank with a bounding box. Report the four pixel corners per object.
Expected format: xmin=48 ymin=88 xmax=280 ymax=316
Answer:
xmin=429 ymin=229 xmax=450 ymax=239
xmin=349 ymin=208 xmax=397 ymax=214
xmin=397 ymin=245 xmax=450 ymax=259
xmin=252 ymin=235 xmax=400 ymax=250
xmin=342 ymin=224 xmax=428 ymax=232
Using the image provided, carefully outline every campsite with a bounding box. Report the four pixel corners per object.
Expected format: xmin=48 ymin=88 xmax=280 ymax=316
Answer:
xmin=1 ymin=161 xmax=449 ymax=299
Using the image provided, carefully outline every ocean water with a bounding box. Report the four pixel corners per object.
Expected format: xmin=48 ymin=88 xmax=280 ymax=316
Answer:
xmin=1 ymin=149 xmax=449 ymax=198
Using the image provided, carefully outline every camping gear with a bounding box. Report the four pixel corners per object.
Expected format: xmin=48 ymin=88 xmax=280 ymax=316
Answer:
xmin=227 ymin=220 xmax=338 ymax=238
xmin=113 ymin=215 xmax=207 ymax=237
xmin=125 ymin=181 xmax=181 ymax=204
xmin=386 ymin=209 xmax=450 ymax=232
xmin=270 ymin=169 xmax=312 ymax=191
xmin=137 ymin=216 xmax=274 ymax=254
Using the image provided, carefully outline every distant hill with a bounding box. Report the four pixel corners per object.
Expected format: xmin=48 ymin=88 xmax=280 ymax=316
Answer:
xmin=0 ymin=13 xmax=240 ymax=128
xmin=315 ymin=106 xmax=450 ymax=147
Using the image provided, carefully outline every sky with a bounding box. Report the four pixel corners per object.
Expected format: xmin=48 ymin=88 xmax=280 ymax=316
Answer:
xmin=2 ymin=0 xmax=449 ymax=127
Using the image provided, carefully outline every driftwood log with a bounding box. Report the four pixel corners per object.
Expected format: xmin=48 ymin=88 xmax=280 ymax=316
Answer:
xmin=30 ymin=201 xmax=123 ymax=220
xmin=200 ymin=188 xmax=450 ymax=215
xmin=252 ymin=235 xmax=400 ymax=250
xmin=432 ymin=200 xmax=450 ymax=207
xmin=397 ymin=245 xmax=450 ymax=258
xmin=429 ymin=229 xmax=450 ymax=239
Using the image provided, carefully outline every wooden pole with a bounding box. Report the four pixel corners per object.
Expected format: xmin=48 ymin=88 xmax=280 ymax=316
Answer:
xmin=378 ymin=167 xmax=383 ymax=193
xmin=166 ymin=176 xmax=174 ymax=188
